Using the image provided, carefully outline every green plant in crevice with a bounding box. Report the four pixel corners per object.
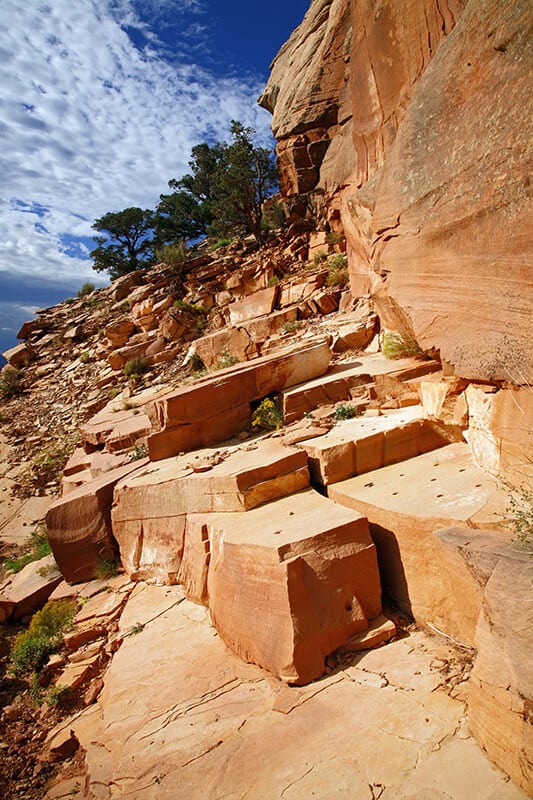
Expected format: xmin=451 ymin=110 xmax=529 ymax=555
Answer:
xmin=214 ymin=350 xmax=239 ymax=370
xmin=333 ymin=403 xmax=359 ymax=421
xmin=500 ymin=479 xmax=533 ymax=554
xmin=5 ymin=525 xmax=52 ymax=574
xmin=0 ymin=366 xmax=23 ymax=398
xmin=382 ymin=331 xmax=423 ymax=359
xmin=123 ymin=356 xmax=149 ymax=378
xmin=94 ymin=555 xmax=119 ymax=580
xmin=77 ymin=282 xmax=95 ymax=297
xmin=251 ymin=397 xmax=284 ymax=431
xmin=326 ymin=254 xmax=349 ymax=288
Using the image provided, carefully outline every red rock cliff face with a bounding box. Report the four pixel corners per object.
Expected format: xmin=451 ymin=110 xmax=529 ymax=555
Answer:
xmin=262 ymin=0 xmax=533 ymax=384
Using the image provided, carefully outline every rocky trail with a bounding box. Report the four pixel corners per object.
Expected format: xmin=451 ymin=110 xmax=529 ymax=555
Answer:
xmin=0 ymin=223 xmax=531 ymax=799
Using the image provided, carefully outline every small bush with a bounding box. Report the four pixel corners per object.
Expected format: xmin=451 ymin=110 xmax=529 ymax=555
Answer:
xmin=334 ymin=403 xmax=358 ymax=421
xmin=94 ymin=556 xmax=118 ymax=580
xmin=212 ymin=238 xmax=232 ymax=250
xmin=214 ymin=350 xmax=239 ymax=370
xmin=10 ymin=599 xmax=77 ymax=675
xmin=382 ymin=331 xmax=423 ymax=359
xmin=312 ymin=252 xmax=328 ymax=266
xmin=123 ymin=356 xmax=149 ymax=378
xmin=77 ymin=282 xmax=95 ymax=297
xmin=5 ymin=525 xmax=52 ymax=573
xmin=0 ymin=366 xmax=23 ymax=398
xmin=189 ymin=351 xmax=205 ymax=372
xmin=281 ymin=320 xmax=302 ymax=334
xmin=79 ymin=351 xmax=91 ymax=364
xmin=29 ymin=437 xmax=76 ymax=488
xmin=326 ymin=231 xmax=344 ymax=245
xmin=128 ymin=443 xmax=148 ymax=461
xmin=156 ymin=241 xmax=187 ymax=269
xmin=267 ymin=275 xmax=279 ymax=287
xmin=251 ymin=397 xmax=283 ymax=431
xmin=326 ymin=254 xmax=349 ymax=288
xmin=63 ymin=297 xmax=75 ymax=305
xmin=500 ymin=480 xmax=533 ymax=553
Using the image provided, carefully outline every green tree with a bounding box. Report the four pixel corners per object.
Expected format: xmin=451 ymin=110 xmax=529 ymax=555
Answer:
xmin=211 ymin=121 xmax=278 ymax=243
xmin=91 ymin=207 xmax=155 ymax=279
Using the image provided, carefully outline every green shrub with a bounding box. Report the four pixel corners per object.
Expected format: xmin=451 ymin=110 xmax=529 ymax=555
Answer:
xmin=0 ymin=366 xmax=23 ymax=398
xmin=63 ymin=297 xmax=75 ymax=305
xmin=123 ymin=356 xmax=149 ymax=378
xmin=29 ymin=437 xmax=76 ymax=488
xmin=77 ymin=282 xmax=95 ymax=297
xmin=214 ymin=350 xmax=239 ymax=370
xmin=382 ymin=331 xmax=423 ymax=359
xmin=326 ymin=231 xmax=344 ymax=245
xmin=10 ymin=599 xmax=77 ymax=675
xmin=128 ymin=443 xmax=148 ymax=461
xmin=281 ymin=320 xmax=302 ymax=334
xmin=501 ymin=480 xmax=533 ymax=553
xmin=212 ymin=238 xmax=232 ymax=250
xmin=5 ymin=525 xmax=52 ymax=573
xmin=94 ymin=556 xmax=118 ymax=580
xmin=174 ymin=299 xmax=205 ymax=316
xmin=312 ymin=251 xmax=328 ymax=266
xmin=189 ymin=351 xmax=205 ymax=372
xmin=251 ymin=397 xmax=283 ymax=431
xmin=326 ymin=254 xmax=349 ymax=288
xmin=334 ymin=403 xmax=358 ymax=421
xmin=156 ymin=241 xmax=187 ymax=268
xmin=267 ymin=275 xmax=279 ymax=287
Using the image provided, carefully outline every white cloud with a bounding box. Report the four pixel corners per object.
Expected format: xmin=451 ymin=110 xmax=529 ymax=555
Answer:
xmin=0 ymin=0 xmax=273 ymax=284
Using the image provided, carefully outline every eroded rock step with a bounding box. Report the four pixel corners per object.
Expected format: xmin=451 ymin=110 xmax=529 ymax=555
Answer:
xmin=183 ymin=487 xmax=382 ymax=685
xmin=281 ymin=353 xmax=440 ymax=423
xmin=111 ymin=440 xmax=310 ymax=583
xmin=329 ymin=442 xmax=510 ymax=642
xmin=297 ymin=405 xmax=449 ymax=486
xmin=146 ymin=339 xmax=332 ymax=460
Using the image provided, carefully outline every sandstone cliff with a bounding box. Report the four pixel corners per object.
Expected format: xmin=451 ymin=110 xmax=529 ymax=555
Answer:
xmin=262 ymin=0 xmax=533 ymax=384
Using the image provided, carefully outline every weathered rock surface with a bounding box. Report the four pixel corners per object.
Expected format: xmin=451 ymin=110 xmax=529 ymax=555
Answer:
xmin=266 ymin=0 xmax=532 ymax=383
xmin=0 ymin=555 xmax=61 ymax=622
xmin=190 ymin=488 xmax=381 ymax=684
xmin=46 ymin=460 xmax=148 ymax=583
xmin=329 ymin=443 xmax=511 ymax=643
xmin=64 ymin=585 xmax=528 ymax=800
xmin=112 ymin=441 xmax=309 ymax=583
xmin=435 ymin=527 xmax=533 ymax=794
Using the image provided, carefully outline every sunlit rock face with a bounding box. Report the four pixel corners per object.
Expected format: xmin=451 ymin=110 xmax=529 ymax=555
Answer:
xmin=263 ymin=0 xmax=533 ymax=384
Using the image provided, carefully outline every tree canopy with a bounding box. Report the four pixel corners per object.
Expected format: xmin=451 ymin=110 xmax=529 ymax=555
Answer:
xmin=91 ymin=122 xmax=279 ymax=278
xmin=91 ymin=207 xmax=155 ymax=279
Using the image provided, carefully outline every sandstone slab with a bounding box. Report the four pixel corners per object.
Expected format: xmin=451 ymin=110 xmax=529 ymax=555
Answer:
xmin=46 ymin=459 xmax=148 ymax=583
xmin=228 ymin=285 xmax=278 ymax=325
xmin=147 ymin=340 xmax=332 ymax=460
xmin=329 ymin=443 xmax=511 ymax=642
xmin=0 ymin=555 xmax=61 ymax=622
xmin=298 ymin=405 xmax=449 ymax=486
xmin=69 ymin=587 xmax=527 ymax=799
xmin=194 ymin=488 xmax=381 ymax=684
xmin=112 ymin=441 xmax=309 ymax=583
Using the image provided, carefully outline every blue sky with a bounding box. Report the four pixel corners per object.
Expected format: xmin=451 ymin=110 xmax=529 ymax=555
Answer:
xmin=0 ymin=0 xmax=310 ymax=356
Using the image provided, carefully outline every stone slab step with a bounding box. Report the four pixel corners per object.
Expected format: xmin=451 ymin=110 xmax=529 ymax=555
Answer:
xmin=281 ymin=353 xmax=440 ymax=423
xmin=146 ymin=339 xmax=332 ymax=460
xmin=112 ymin=440 xmax=310 ymax=583
xmin=297 ymin=405 xmax=450 ymax=486
xmin=328 ymin=443 xmax=510 ymax=641
xmin=181 ymin=487 xmax=382 ymax=685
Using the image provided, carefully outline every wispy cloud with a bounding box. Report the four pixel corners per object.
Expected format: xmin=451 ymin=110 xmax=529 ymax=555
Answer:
xmin=0 ymin=0 xmax=272 ymax=285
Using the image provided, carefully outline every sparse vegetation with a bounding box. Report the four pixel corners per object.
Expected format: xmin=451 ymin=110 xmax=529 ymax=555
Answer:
xmin=10 ymin=599 xmax=77 ymax=676
xmin=382 ymin=331 xmax=423 ymax=359
xmin=251 ymin=396 xmax=283 ymax=431
xmin=0 ymin=366 xmax=23 ymax=398
xmin=77 ymin=282 xmax=95 ymax=297
xmin=267 ymin=275 xmax=279 ymax=287
xmin=312 ymin=251 xmax=328 ymax=266
xmin=156 ymin=241 xmax=187 ymax=269
xmin=189 ymin=351 xmax=205 ymax=373
xmin=213 ymin=238 xmax=232 ymax=250
xmin=128 ymin=443 xmax=148 ymax=461
xmin=326 ymin=254 xmax=349 ymax=287
xmin=28 ymin=437 xmax=76 ymax=489
xmin=334 ymin=403 xmax=359 ymax=421
xmin=500 ymin=480 xmax=533 ymax=554
xmin=5 ymin=525 xmax=52 ymax=573
xmin=326 ymin=231 xmax=344 ymax=245
xmin=214 ymin=350 xmax=239 ymax=370
xmin=281 ymin=319 xmax=302 ymax=334
xmin=94 ymin=555 xmax=119 ymax=580
xmin=123 ymin=356 xmax=149 ymax=378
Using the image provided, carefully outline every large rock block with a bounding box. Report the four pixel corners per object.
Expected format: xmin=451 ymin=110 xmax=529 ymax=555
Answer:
xmin=329 ymin=443 xmax=511 ymax=643
xmin=146 ymin=340 xmax=332 ymax=460
xmin=298 ymin=406 xmax=449 ymax=486
xmin=195 ymin=488 xmax=382 ymax=684
xmin=112 ymin=441 xmax=309 ymax=583
xmin=228 ymin=286 xmax=278 ymax=326
xmin=46 ymin=460 xmax=148 ymax=584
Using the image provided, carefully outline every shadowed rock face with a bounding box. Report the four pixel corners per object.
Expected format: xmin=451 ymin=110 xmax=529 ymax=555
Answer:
xmin=263 ymin=0 xmax=533 ymax=383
